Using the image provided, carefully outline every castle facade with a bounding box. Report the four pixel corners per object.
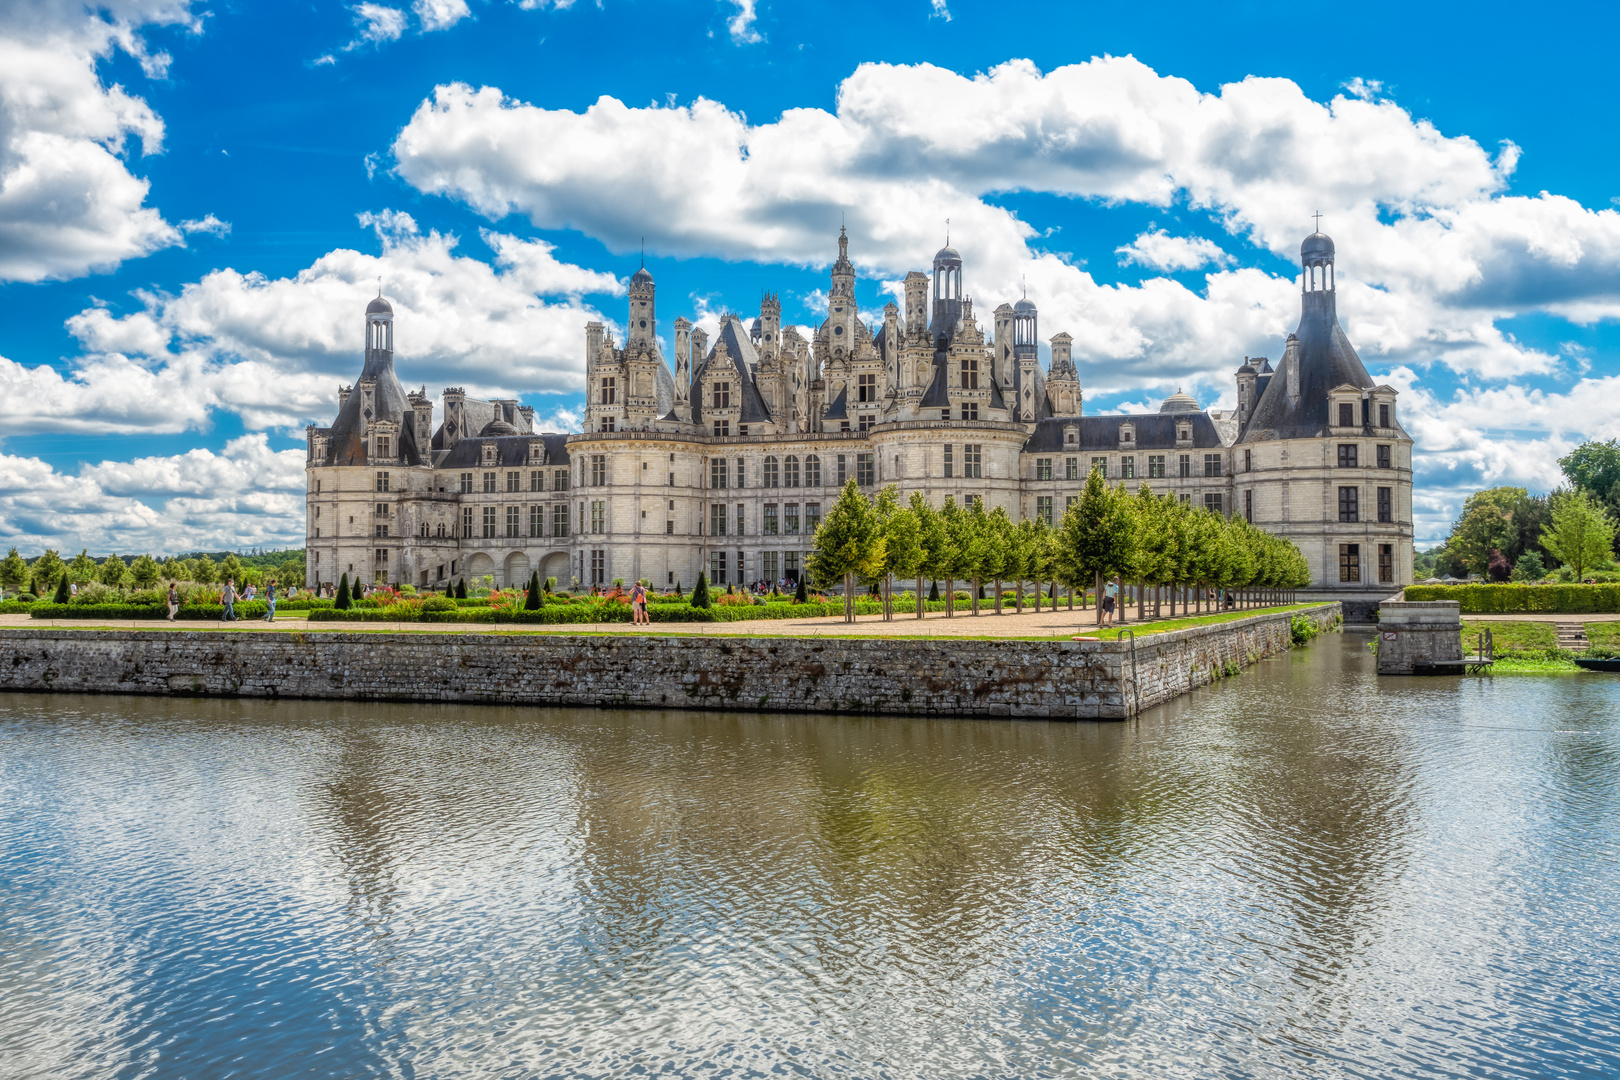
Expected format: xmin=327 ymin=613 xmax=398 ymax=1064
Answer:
xmin=305 ymin=230 xmax=1413 ymax=593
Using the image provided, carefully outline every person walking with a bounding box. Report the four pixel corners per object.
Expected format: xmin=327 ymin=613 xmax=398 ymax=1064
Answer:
xmin=166 ymin=582 xmax=180 ymax=622
xmin=263 ymin=578 xmax=277 ymax=623
xmin=1102 ymin=579 xmax=1118 ymax=628
xmin=221 ymin=578 xmax=237 ymax=622
xmin=630 ymin=580 xmax=647 ymax=625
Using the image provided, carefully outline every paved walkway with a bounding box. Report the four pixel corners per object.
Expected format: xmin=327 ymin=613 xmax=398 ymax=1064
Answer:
xmin=0 ymin=602 xmax=1300 ymax=640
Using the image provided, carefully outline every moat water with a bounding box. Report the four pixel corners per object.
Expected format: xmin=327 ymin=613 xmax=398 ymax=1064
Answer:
xmin=2 ymin=633 xmax=1617 ymax=1079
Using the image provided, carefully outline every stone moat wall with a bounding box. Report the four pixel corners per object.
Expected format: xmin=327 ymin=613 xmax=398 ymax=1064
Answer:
xmin=0 ymin=605 xmax=1339 ymax=720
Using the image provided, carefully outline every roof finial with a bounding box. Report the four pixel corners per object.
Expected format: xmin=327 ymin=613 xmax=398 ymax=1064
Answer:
xmin=377 ymin=275 xmax=382 ymax=298
xmin=946 ymin=217 xmax=950 ymax=245
xmin=1312 ymin=210 xmax=1323 ymax=233
xmin=1021 ymin=274 xmax=1026 ymax=300
xmin=640 ymin=237 xmax=644 ymax=268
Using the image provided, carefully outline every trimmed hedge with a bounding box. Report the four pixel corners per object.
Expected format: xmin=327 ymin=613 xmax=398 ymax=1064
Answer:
xmin=0 ymin=600 xmax=35 ymax=613
xmin=30 ymin=602 xmax=272 ymax=620
xmin=1405 ymin=583 xmax=1620 ymax=614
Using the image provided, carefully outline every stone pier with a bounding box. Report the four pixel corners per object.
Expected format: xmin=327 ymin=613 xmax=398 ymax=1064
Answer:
xmin=1374 ymin=596 xmax=1462 ymax=674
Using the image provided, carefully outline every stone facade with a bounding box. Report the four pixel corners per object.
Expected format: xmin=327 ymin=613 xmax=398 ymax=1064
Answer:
xmin=1374 ymin=598 xmax=1463 ymax=674
xmin=305 ymin=228 xmax=1411 ymax=595
xmin=0 ymin=606 xmax=1339 ymax=719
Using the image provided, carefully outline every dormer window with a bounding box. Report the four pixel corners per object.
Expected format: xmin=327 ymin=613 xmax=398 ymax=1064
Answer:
xmin=1338 ymin=402 xmax=1355 ymax=428
xmin=1379 ymin=402 xmax=1391 ymax=429
xmin=713 ymin=382 xmax=731 ymax=409
xmin=528 ymin=441 xmax=545 ymax=465
xmin=482 ymin=443 xmax=497 ymax=466
xmin=375 ymin=435 xmax=390 ymax=459
xmin=1177 ymin=425 xmax=1191 ymax=442
xmin=1119 ymin=423 xmax=1135 ymax=446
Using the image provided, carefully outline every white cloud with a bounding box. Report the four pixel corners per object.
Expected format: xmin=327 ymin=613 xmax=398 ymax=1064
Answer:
xmin=180 ymin=213 xmax=230 ymax=236
xmin=725 ymin=0 xmax=761 ymax=44
xmin=413 ymin=0 xmax=471 ymax=32
xmin=1116 ymin=229 xmax=1232 ymax=272
xmin=348 ymin=4 xmax=407 ymax=47
xmin=0 ymin=434 xmax=306 ymax=555
xmin=1 ymin=212 xmax=620 ymax=438
xmin=0 ymin=2 xmax=200 ymax=282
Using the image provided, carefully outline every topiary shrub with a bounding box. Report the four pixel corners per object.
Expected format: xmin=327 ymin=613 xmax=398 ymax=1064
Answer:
xmin=420 ymin=596 xmax=457 ymax=613
xmin=526 ymin=570 xmax=542 ymax=610
xmin=691 ymin=572 xmax=711 ymax=609
xmin=928 ymin=581 xmax=939 ymax=602
xmin=53 ymin=575 xmax=70 ymax=604
xmin=456 ymin=578 xmax=468 ymax=599
xmin=335 ymin=573 xmax=352 ymax=610
xmin=794 ymin=577 xmax=808 ymax=604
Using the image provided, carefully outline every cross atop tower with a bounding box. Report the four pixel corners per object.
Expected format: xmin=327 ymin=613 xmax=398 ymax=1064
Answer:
xmin=1312 ymin=210 xmax=1323 ymax=233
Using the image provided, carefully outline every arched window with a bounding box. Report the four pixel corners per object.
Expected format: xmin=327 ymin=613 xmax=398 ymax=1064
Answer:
xmin=784 ymin=455 xmax=800 ymax=488
xmin=804 ymin=454 xmax=821 ymax=487
xmin=763 ymin=456 xmax=779 ymax=488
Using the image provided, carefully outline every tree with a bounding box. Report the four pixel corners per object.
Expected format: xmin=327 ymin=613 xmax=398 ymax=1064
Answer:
xmin=957 ymin=498 xmax=992 ymax=615
xmin=691 ymin=571 xmax=711 ymax=609
xmin=983 ymin=506 xmax=1014 ymax=614
xmin=936 ymin=496 xmax=972 ymax=617
xmin=875 ymin=486 xmax=922 ymax=622
xmin=129 ymin=554 xmax=160 ymax=587
xmin=1560 ymin=439 xmax=1620 ymax=517
xmin=1541 ymin=489 xmax=1617 ymax=581
xmin=808 ymin=479 xmax=884 ymax=622
xmin=455 ymin=577 xmax=468 ymax=599
xmin=1448 ymin=501 xmax=1513 ymax=577
xmin=0 ymin=548 xmax=26 ymax=593
xmin=525 ymin=570 xmax=542 ymax=610
xmin=99 ymin=554 xmax=128 ymax=587
xmin=32 ymin=549 xmax=65 ymax=596
xmin=335 ymin=573 xmax=352 ymax=609
xmin=193 ymin=554 xmax=218 ymax=585
xmin=53 ymin=573 xmax=71 ymax=603
xmin=219 ymin=553 xmax=244 ymax=585
xmin=67 ymin=549 xmax=97 ymax=584
xmin=1511 ymin=551 xmax=1546 ymax=582
xmin=793 ymin=576 xmax=808 ymax=604
xmin=1057 ymin=469 xmax=1136 ymax=626
xmin=909 ymin=491 xmax=944 ymax=619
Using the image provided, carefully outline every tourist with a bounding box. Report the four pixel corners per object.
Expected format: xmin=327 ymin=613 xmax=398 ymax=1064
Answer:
xmin=1103 ymin=579 xmax=1118 ymax=628
xmin=166 ymin=583 xmax=180 ymax=622
xmin=631 ymin=580 xmax=648 ymax=625
xmin=221 ymin=578 xmax=237 ymax=621
xmin=264 ymin=578 xmax=277 ymax=623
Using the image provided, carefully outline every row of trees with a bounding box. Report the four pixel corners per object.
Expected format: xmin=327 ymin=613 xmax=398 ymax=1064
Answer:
xmin=1434 ymin=482 xmax=1617 ymax=583
xmin=808 ymin=470 xmax=1312 ymax=624
xmin=0 ymin=547 xmax=306 ymax=596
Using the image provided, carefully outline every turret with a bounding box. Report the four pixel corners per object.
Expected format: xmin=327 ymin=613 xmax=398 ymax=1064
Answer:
xmin=441 ymin=387 xmax=466 ymax=451
xmin=408 ymin=387 xmax=433 ymax=453
xmin=365 ymin=295 xmax=393 ymax=359
xmin=931 ymin=242 xmax=963 ymax=341
xmin=1235 ymin=357 xmax=1258 ymax=426
xmin=673 ymin=316 xmax=693 ymax=422
xmin=627 ymin=265 xmax=656 ymax=350
xmin=759 ymin=293 xmax=781 ymax=364
xmin=993 ymin=303 xmax=1014 ymax=388
xmin=1013 ymin=297 xmax=1038 ymax=422
xmin=903 ymin=271 xmax=929 ymax=336
xmin=1047 ymin=332 xmax=1080 ymax=416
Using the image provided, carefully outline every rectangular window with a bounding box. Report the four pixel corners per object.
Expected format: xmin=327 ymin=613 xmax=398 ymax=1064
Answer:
xmin=1244 ymin=489 xmax=1253 ymax=523
xmin=710 ymin=503 xmax=727 ymax=537
xmin=763 ymin=551 xmax=779 ymax=580
xmin=1204 ymin=493 xmax=1223 ymax=515
xmin=1377 ymin=444 xmax=1391 ymax=470
xmin=591 ymin=500 xmax=606 ymax=534
xmin=1380 ymin=403 xmax=1391 ymax=429
xmin=1204 ymin=453 xmax=1222 ymax=477
xmin=735 ymin=457 xmax=745 ymax=489
xmin=837 ymin=454 xmax=847 ymax=486
xmin=944 ymin=444 xmax=953 ymax=479
xmin=374 ymin=524 xmax=389 ymax=538
xmin=713 ymin=382 xmax=731 ymax=409
xmin=591 ymin=455 xmax=606 ymax=486
xmin=462 ymin=507 xmax=474 ymax=538
xmin=460 ymin=472 xmax=473 ymax=494
xmin=579 ymin=502 xmax=586 ymax=535
xmin=737 ymin=503 xmax=745 ymax=536
xmin=600 ymin=377 xmax=616 ymax=404
xmin=858 ymin=372 xmax=876 ymax=402
xmin=785 ymin=551 xmax=800 ymax=582
xmin=1066 ymin=495 xmax=1077 ymax=511
xmin=482 ymin=506 xmax=497 ymax=538
xmin=1338 ymin=444 xmax=1358 ymax=468
xmin=666 ymin=519 xmax=674 ymax=534
xmin=591 ymin=549 xmax=605 ymax=585
xmin=1178 ymin=453 xmax=1191 ymax=478
xmin=785 ymin=503 xmax=800 ymax=535
xmin=375 ymin=471 xmax=390 ymax=492
xmin=805 ymin=502 xmax=821 ymax=534
xmin=805 ymin=456 xmax=821 ymax=487
xmin=1339 ymin=543 xmax=1361 ymax=583
xmin=713 ymin=419 xmax=730 ymax=437
xmin=1379 ymin=543 xmax=1394 ymax=584
xmin=506 ymin=470 xmax=520 ymax=492
xmin=961 ymin=402 xmax=978 ymax=421
xmin=555 ymin=469 xmax=569 ymax=492
xmin=1064 ymin=457 xmax=1079 ymax=481
xmin=504 ymin=505 xmax=519 ymax=537
xmin=856 ymin=453 xmax=874 ymax=486
xmin=710 ymin=550 xmax=728 ymax=586
xmin=764 ymin=504 xmax=779 ymax=535
xmin=1093 ymin=456 xmax=1109 ymax=477
xmin=376 ymin=436 xmax=391 ymax=459
xmin=964 ymin=444 xmax=982 ymax=479
xmin=1244 ymin=449 xmax=1252 ymax=473
xmin=601 ymin=416 xmax=615 ymax=432
xmin=1378 ymin=486 xmax=1392 ymax=523
xmin=1121 ymin=456 xmax=1135 ymax=480
xmin=1339 ymin=486 xmax=1359 ymax=522
xmin=552 ymin=504 xmax=569 ymax=538
xmin=1338 ymin=402 xmax=1355 ymax=428
xmin=376 ymin=502 xmax=389 ymax=517
xmin=961 ymin=356 xmax=979 ymax=389
xmin=858 ymin=413 xmax=875 ymax=432
xmin=530 ymin=469 xmax=544 ymax=492
xmin=710 ymin=458 xmax=727 ymax=489
xmin=1148 ymin=454 xmax=1165 ymax=479
xmin=1036 ymin=457 xmax=1052 ymax=481
xmin=482 ymin=471 xmax=496 ymax=493
xmin=1037 ymin=495 xmax=1053 ymax=526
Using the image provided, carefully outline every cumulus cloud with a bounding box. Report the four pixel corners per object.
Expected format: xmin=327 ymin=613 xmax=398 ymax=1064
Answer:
xmin=725 ymin=0 xmax=761 ymax=44
xmin=413 ymin=0 xmax=471 ymax=32
xmin=0 ymin=434 xmax=306 ymax=554
xmin=2 ymin=212 xmax=619 ymax=438
xmin=0 ymin=1 xmax=201 ymax=282
xmin=1116 ymin=230 xmax=1233 ymax=272
xmin=180 ymin=213 xmax=230 ymax=236
xmin=348 ymin=3 xmax=407 ymax=47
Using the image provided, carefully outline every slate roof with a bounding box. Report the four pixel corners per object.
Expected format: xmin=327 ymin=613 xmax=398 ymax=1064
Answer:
xmin=324 ymin=352 xmax=424 ymax=467
xmin=436 ymin=432 xmax=572 ymax=469
xmin=1241 ymin=289 xmax=1381 ymax=442
xmin=1022 ymin=412 xmax=1228 ymax=453
xmin=691 ymin=315 xmax=772 ymax=425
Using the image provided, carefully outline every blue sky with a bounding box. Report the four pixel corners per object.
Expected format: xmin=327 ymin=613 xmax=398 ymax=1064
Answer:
xmin=4 ymin=0 xmax=1620 ymax=554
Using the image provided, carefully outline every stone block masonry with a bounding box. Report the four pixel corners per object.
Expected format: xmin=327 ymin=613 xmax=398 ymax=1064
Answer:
xmin=0 ymin=606 xmax=1339 ymax=720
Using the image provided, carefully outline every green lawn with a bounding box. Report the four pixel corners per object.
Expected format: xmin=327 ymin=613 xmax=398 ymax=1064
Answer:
xmin=1586 ymin=623 xmax=1620 ymax=650
xmin=1077 ymin=604 xmax=1325 ymax=641
xmin=1461 ymin=620 xmax=1556 ymax=653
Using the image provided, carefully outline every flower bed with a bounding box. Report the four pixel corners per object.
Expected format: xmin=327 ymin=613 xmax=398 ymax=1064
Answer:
xmin=1404 ymin=583 xmax=1620 ymax=613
